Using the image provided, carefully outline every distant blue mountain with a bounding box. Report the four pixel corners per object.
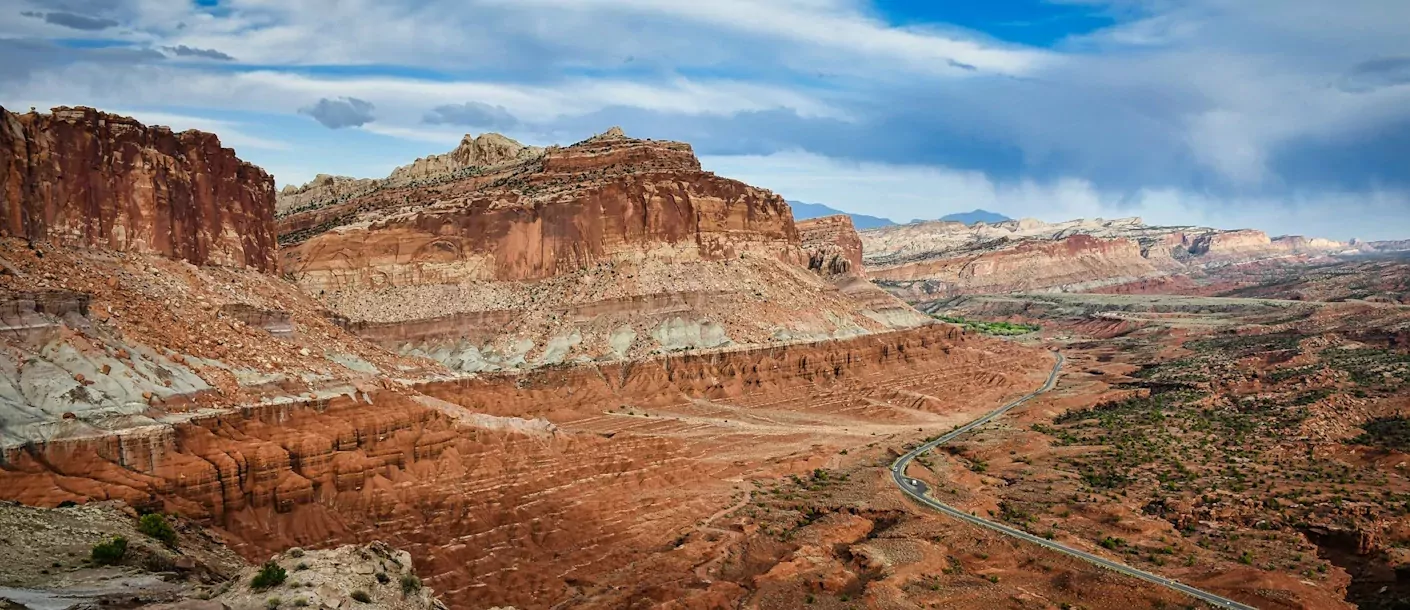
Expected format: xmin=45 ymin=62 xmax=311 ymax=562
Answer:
xmin=787 ymin=201 xmax=897 ymax=230
xmin=937 ymin=209 xmax=1011 ymax=225
xmin=789 ymin=202 xmax=1011 ymax=229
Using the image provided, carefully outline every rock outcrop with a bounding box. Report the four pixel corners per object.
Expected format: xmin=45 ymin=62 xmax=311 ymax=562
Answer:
xmin=0 ymin=106 xmax=278 ymax=273
xmin=279 ymin=129 xmax=929 ymax=370
xmin=864 ymin=216 xmax=1347 ymax=298
xmin=276 ymin=173 xmax=380 ymax=216
xmin=387 ymin=132 xmax=544 ymax=183
xmin=0 ymin=501 xmax=445 ymax=610
xmin=799 ymin=214 xmax=864 ymax=277
xmin=275 ymin=133 xmax=545 ymax=217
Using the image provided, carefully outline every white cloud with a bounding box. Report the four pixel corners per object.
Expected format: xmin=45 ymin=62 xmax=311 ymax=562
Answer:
xmin=92 ymin=108 xmax=292 ymax=151
xmin=702 ymin=150 xmax=1410 ymax=241
xmin=493 ymin=0 xmax=1053 ymax=76
xmin=6 ymin=65 xmax=843 ymax=125
xmin=1 ymin=0 xmax=1407 ymax=239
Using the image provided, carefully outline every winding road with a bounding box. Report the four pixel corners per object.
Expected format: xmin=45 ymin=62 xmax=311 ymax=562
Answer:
xmin=890 ymin=351 xmax=1258 ymax=610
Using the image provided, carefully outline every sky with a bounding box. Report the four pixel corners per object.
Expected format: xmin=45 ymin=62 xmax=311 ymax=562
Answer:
xmin=2 ymin=0 xmax=1409 ymax=240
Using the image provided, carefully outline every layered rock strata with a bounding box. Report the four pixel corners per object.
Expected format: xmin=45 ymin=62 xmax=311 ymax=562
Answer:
xmin=864 ymin=216 xmax=1347 ymax=298
xmin=280 ymin=129 xmax=929 ymax=370
xmin=798 ymin=214 xmax=865 ymax=277
xmin=0 ymin=106 xmax=278 ymax=273
xmin=0 ymin=322 xmax=1051 ymax=609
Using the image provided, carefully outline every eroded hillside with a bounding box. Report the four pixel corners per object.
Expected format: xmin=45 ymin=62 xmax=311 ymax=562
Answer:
xmin=278 ymin=130 xmax=928 ymax=372
xmin=863 ymin=216 xmax=1352 ymax=299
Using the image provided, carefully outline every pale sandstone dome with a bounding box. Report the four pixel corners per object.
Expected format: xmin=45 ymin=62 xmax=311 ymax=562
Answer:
xmin=276 ymin=173 xmax=381 ymax=215
xmin=387 ymin=132 xmax=545 ymax=183
xmin=275 ymin=131 xmax=547 ymax=215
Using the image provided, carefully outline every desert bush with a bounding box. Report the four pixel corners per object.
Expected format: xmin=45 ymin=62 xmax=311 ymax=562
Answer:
xmin=400 ymin=574 xmax=422 ymax=595
xmin=251 ymin=561 xmax=287 ymax=590
xmin=138 ymin=513 xmax=177 ymax=546
xmin=91 ymin=536 xmax=128 ymax=565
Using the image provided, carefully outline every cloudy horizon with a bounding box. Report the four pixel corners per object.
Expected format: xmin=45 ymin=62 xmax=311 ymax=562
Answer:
xmin=2 ymin=0 xmax=1408 ymax=240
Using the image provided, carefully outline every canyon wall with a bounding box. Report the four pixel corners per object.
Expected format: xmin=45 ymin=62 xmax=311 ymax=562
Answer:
xmin=0 ymin=106 xmax=278 ymax=273
xmin=0 ymin=323 xmax=1050 ymax=609
xmin=865 ymin=216 xmax=1347 ymax=298
xmin=279 ymin=129 xmax=928 ymax=370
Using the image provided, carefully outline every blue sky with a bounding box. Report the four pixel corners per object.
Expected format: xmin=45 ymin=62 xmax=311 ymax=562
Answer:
xmin=3 ymin=0 xmax=1409 ymax=239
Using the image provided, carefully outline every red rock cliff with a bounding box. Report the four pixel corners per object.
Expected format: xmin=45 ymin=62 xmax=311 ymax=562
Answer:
xmin=0 ymin=106 xmax=277 ymax=273
xmin=281 ymin=130 xmax=798 ymax=287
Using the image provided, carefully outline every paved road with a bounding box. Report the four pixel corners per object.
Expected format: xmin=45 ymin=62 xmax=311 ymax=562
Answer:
xmin=890 ymin=352 xmax=1258 ymax=610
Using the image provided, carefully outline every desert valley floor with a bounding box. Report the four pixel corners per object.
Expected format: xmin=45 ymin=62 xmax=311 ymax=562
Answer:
xmin=0 ymin=106 xmax=1408 ymax=610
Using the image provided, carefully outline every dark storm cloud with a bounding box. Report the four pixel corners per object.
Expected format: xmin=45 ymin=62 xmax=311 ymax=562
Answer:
xmin=162 ymin=45 xmax=235 ymax=61
xmin=20 ymin=10 xmax=120 ymax=31
xmin=423 ymin=102 xmax=519 ymax=130
xmin=1340 ymin=57 xmax=1410 ymax=92
xmin=0 ymin=37 xmax=163 ymax=83
xmin=299 ymin=97 xmax=376 ymax=129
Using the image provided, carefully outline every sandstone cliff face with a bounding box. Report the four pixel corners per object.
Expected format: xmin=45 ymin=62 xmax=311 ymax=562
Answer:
xmin=0 ymin=106 xmax=278 ymax=273
xmin=281 ymin=128 xmax=798 ymax=282
xmin=280 ymin=129 xmax=928 ymax=370
xmin=798 ymin=214 xmax=864 ymax=277
xmin=864 ymin=216 xmax=1346 ymax=297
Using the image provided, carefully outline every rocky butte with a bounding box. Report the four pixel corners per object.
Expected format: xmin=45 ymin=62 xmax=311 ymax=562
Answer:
xmin=278 ymin=127 xmax=928 ymax=371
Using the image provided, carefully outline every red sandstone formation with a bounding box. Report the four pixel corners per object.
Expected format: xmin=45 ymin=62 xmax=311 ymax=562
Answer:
xmin=0 ymin=106 xmax=277 ymax=273
xmin=0 ymin=323 xmax=1050 ymax=609
xmin=282 ymin=129 xmax=800 ymax=284
xmin=279 ymin=129 xmax=929 ymax=370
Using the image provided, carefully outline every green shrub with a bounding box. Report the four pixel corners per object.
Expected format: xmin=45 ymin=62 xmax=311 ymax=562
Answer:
xmin=138 ymin=513 xmax=177 ymax=546
xmin=293 ymin=599 xmax=309 ymax=608
xmin=251 ymin=561 xmax=288 ymax=590
xmin=91 ymin=536 xmax=128 ymax=565
xmin=266 ymin=597 xmax=281 ymax=609
xmin=350 ymin=590 xmax=372 ymax=603
xmin=400 ymin=574 xmax=422 ymax=595
xmin=375 ymin=572 xmax=390 ymax=584
xmin=1349 ymin=416 xmax=1410 ymax=452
